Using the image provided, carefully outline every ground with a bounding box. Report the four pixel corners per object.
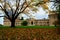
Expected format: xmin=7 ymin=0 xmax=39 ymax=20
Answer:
xmin=0 ymin=26 xmax=60 ymax=40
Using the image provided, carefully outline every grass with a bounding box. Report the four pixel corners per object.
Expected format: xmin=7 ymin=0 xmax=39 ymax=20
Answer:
xmin=0 ymin=26 xmax=58 ymax=28
xmin=16 ymin=26 xmax=57 ymax=28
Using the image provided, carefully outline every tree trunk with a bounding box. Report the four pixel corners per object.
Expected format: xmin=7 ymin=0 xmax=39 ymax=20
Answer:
xmin=11 ymin=20 xmax=15 ymax=27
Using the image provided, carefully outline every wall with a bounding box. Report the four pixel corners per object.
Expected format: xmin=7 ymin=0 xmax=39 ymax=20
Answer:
xmin=49 ymin=12 xmax=58 ymax=26
xmin=4 ymin=18 xmax=49 ymax=26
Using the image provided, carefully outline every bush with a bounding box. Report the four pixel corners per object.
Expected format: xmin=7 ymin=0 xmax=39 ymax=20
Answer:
xmin=21 ymin=21 xmax=28 ymax=26
xmin=20 ymin=17 xmax=24 ymax=20
xmin=0 ymin=24 xmax=3 ymax=26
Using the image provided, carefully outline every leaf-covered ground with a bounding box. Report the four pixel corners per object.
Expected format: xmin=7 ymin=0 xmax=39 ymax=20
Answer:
xmin=0 ymin=28 xmax=60 ymax=40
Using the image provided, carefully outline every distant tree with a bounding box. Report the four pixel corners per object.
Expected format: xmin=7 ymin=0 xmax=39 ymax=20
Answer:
xmin=0 ymin=0 xmax=49 ymax=27
xmin=0 ymin=24 xmax=3 ymax=26
xmin=20 ymin=17 xmax=24 ymax=20
xmin=21 ymin=21 xmax=28 ymax=26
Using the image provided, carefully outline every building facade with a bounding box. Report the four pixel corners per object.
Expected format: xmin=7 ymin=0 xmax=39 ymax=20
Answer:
xmin=4 ymin=18 xmax=22 ymax=26
xmin=26 ymin=19 xmax=49 ymax=26
xmin=4 ymin=18 xmax=49 ymax=26
xmin=4 ymin=11 xmax=58 ymax=26
xmin=49 ymin=11 xmax=58 ymax=26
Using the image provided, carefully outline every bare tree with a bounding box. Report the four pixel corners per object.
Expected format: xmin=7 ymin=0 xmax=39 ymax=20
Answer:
xmin=0 ymin=0 xmax=48 ymax=27
xmin=0 ymin=0 xmax=31 ymax=27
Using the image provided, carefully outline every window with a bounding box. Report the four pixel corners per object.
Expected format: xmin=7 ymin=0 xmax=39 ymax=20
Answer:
xmin=31 ymin=21 xmax=33 ymax=25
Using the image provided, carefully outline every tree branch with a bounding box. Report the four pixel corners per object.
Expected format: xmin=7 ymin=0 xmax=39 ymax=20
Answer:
xmin=20 ymin=0 xmax=26 ymax=11
xmin=14 ymin=5 xmax=28 ymax=19
xmin=14 ymin=2 xmax=30 ymax=19
xmin=13 ymin=0 xmax=21 ymax=16
xmin=0 ymin=16 xmax=4 ymax=17
xmin=0 ymin=5 xmax=11 ymax=21
xmin=0 ymin=5 xmax=4 ymax=10
xmin=4 ymin=9 xmax=11 ymax=21
xmin=7 ymin=2 xmax=13 ymax=15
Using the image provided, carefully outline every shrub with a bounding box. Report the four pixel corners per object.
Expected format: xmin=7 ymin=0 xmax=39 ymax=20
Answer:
xmin=20 ymin=17 xmax=24 ymax=20
xmin=0 ymin=24 xmax=3 ymax=26
xmin=21 ymin=21 xmax=28 ymax=26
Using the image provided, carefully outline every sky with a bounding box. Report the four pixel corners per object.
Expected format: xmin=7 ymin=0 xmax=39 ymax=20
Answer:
xmin=22 ymin=7 xmax=49 ymax=19
xmin=0 ymin=2 xmax=54 ymax=25
xmin=0 ymin=13 xmax=4 ymax=25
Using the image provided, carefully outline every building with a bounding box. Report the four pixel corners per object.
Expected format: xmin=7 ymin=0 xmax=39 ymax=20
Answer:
xmin=49 ymin=11 xmax=58 ymax=26
xmin=4 ymin=18 xmax=22 ymax=26
xmin=26 ymin=19 xmax=49 ymax=26
xmin=4 ymin=18 xmax=49 ymax=26
xmin=4 ymin=11 xmax=58 ymax=26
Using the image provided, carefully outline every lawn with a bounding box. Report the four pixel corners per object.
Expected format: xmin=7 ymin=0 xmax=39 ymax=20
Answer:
xmin=16 ymin=26 xmax=57 ymax=28
xmin=0 ymin=26 xmax=58 ymax=28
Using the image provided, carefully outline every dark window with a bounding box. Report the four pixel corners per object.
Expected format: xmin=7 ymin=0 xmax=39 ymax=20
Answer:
xmin=31 ymin=21 xmax=33 ymax=25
